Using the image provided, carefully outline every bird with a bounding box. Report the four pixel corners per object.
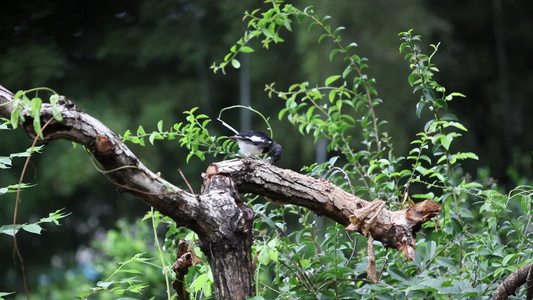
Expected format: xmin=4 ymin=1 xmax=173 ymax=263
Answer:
xmin=217 ymin=118 xmax=282 ymax=164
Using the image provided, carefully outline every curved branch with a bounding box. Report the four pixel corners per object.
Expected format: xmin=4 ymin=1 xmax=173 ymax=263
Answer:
xmin=0 ymin=85 xmax=201 ymax=228
xmin=491 ymin=263 xmax=533 ymax=300
xmin=207 ymin=159 xmax=441 ymax=260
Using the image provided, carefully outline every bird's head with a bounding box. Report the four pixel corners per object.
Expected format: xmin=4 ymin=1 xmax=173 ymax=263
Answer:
xmin=269 ymin=142 xmax=283 ymax=164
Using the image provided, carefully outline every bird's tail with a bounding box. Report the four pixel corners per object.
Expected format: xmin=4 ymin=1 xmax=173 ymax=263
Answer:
xmin=217 ymin=118 xmax=240 ymax=135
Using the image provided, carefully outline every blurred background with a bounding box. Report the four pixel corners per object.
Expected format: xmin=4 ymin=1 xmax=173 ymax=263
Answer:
xmin=1 ymin=0 xmax=531 ymax=298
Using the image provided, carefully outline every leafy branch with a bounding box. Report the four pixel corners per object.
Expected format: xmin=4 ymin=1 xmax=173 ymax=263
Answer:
xmin=77 ymin=253 xmax=151 ymax=299
xmin=399 ymin=29 xmax=479 ymax=212
xmin=121 ymin=107 xmax=232 ymax=163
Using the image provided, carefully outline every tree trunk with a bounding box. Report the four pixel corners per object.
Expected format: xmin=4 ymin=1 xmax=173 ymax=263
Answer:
xmin=197 ymin=175 xmax=254 ymax=299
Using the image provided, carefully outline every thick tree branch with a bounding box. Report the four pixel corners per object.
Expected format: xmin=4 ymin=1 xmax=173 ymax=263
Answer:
xmin=2 ymin=87 xmax=206 ymax=227
xmin=207 ymin=159 xmax=441 ymax=260
xmin=491 ymin=263 xmax=533 ymax=300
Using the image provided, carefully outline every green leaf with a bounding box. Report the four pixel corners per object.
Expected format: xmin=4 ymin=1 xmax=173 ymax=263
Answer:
xmin=325 ymin=75 xmax=341 ymax=86
xmin=408 ymin=73 xmax=418 ymax=86
xmin=411 ymin=192 xmax=435 ymax=199
xmin=97 ymin=280 xmax=114 ymax=289
xmin=426 ymin=240 xmax=436 ymax=259
xmin=0 ymin=291 xmax=15 ymax=299
xmin=440 ymin=134 xmax=451 ymax=150
xmin=231 ymin=59 xmax=241 ymax=69
xmin=445 ymin=92 xmax=466 ymax=100
xmin=436 ymin=257 xmax=457 ymax=269
xmin=388 ymin=268 xmax=408 ymax=282
xmin=333 ymin=26 xmax=346 ymax=36
xmin=22 ymin=223 xmax=42 ymax=235
xmin=49 ymin=93 xmax=59 ymax=104
xmin=136 ymin=125 xmax=146 ymax=136
xmin=329 ymin=49 xmax=340 ymax=61
xmin=33 ymin=118 xmax=42 ymax=138
xmin=149 ymin=132 xmax=157 ymax=145
xmin=283 ymin=18 xmax=292 ymax=31
xmin=450 ymin=216 xmax=463 ymax=234
xmin=240 ymin=46 xmax=254 ymax=53
xmin=328 ymin=89 xmax=336 ymax=102
xmin=38 ymin=209 xmax=70 ymax=226
xmin=502 ymin=254 xmax=518 ymax=266
xmin=448 ymin=121 xmax=468 ymax=131
xmin=191 ymin=273 xmax=209 ymax=292
xmin=318 ymin=33 xmax=329 ymax=44
xmin=342 ymin=66 xmax=352 ymax=78
xmin=31 ymin=97 xmax=42 ymax=113
xmin=262 ymin=27 xmax=274 ymax=38
xmin=420 ymin=155 xmax=431 ymax=164
xmin=0 ymin=156 xmax=11 ymax=169
xmin=521 ymin=196 xmax=531 ymax=214
xmin=416 ymin=100 xmax=426 ymax=118
xmin=10 ymin=106 xmax=20 ymax=129
xmin=0 ymin=225 xmax=19 ymax=236
xmin=258 ymin=247 xmax=271 ymax=265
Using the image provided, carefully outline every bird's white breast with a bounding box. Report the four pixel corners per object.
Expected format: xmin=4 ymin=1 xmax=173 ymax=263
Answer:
xmin=237 ymin=140 xmax=265 ymax=156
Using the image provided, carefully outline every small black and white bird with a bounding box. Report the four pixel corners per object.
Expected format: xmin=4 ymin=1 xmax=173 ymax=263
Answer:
xmin=218 ymin=118 xmax=283 ymax=164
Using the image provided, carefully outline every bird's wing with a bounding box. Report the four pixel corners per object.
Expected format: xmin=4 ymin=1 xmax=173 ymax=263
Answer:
xmin=217 ymin=118 xmax=240 ymax=135
xmin=248 ymin=135 xmax=269 ymax=143
xmin=232 ymin=132 xmax=272 ymax=146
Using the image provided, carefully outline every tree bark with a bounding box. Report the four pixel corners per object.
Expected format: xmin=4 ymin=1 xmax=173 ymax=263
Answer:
xmin=491 ymin=263 xmax=533 ymax=300
xmin=0 ymin=85 xmax=441 ymax=298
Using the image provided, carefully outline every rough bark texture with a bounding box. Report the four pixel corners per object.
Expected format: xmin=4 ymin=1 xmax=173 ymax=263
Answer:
xmin=0 ymin=85 xmax=441 ymax=298
xmin=172 ymin=239 xmax=192 ymax=300
xmin=491 ymin=263 xmax=533 ymax=300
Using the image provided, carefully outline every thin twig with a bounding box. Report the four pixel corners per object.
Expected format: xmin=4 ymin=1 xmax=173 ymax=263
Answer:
xmin=151 ymin=207 xmax=172 ymax=300
xmin=330 ymin=167 xmax=355 ymax=195
xmin=178 ymin=169 xmax=195 ymax=195
xmin=13 ymin=114 xmax=58 ymax=300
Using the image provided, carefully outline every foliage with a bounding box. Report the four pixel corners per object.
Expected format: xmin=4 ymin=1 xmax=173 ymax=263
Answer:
xmin=0 ymin=209 xmax=69 ymax=237
xmin=1 ymin=0 xmax=533 ymax=299
xmin=76 ymin=253 xmax=150 ymax=299
xmin=120 ymin=107 xmax=229 ymax=163
xmin=8 ymin=88 xmax=63 ymax=138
